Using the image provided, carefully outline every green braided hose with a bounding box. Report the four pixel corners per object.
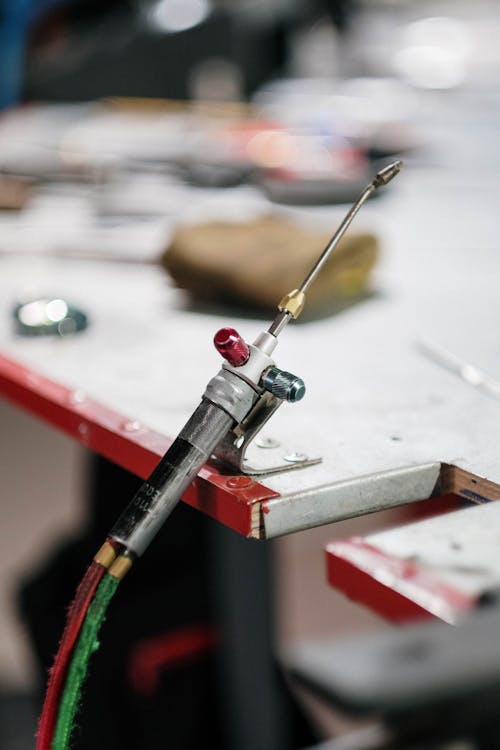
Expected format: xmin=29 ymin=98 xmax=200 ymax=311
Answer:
xmin=52 ymin=573 xmax=120 ymax=750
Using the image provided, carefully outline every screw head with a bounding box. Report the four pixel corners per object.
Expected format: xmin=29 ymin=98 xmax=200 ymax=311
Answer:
xmin=226 ymin=476 xmax=252 ymax=489
xmin=256 ymin=436 xmax=280 ymax=449
xmin=284 ymin=452 xmax=308 ymax=463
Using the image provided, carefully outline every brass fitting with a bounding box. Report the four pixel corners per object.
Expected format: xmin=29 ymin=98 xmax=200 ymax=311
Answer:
xmin=93 ymin=541 xmax=117 ymax=569
xmin=108 ymin=554 xmax=134 ymax=580
xmin=277 ymin=289 xmax=306 ymax=319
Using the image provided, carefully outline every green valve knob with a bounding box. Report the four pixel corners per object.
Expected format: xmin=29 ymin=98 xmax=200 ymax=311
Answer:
xmin=261 ymin=367 xmax=306 ymax=403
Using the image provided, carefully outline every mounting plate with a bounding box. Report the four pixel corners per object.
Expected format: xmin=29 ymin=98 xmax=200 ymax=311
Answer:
xmin=213 ymin=391 xmax=322 ymax=476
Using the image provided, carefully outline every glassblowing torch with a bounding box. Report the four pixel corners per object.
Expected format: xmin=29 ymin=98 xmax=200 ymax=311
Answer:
xmin=109 ymin=161 xmax=402 ymax=560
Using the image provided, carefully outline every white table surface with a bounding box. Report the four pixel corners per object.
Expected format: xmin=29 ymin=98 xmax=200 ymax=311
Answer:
xmin=1 ymin=83 xmax=499 ymax=537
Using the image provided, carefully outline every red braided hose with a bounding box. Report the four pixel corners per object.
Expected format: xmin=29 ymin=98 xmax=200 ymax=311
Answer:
xmin=36 ymin=561 xmax=105 ymax=750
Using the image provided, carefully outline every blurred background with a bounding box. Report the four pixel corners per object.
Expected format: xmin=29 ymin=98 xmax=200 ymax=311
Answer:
xmin=0 ymin=0 xmax=500 ymax=747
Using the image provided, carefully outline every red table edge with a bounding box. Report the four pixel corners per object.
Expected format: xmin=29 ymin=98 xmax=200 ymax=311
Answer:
xmin=325 ymin=536 xmax=476 ymax=624
xmin=0 ymin=353 xmax=280 ymax=538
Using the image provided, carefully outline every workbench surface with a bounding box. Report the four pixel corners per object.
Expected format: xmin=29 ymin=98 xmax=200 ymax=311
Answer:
xmin=1 ymin=84 xmax=499 ymax=538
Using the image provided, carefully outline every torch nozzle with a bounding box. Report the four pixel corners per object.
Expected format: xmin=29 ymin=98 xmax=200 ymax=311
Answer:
xmin=373 ymin=160 xmax=403 ymax=187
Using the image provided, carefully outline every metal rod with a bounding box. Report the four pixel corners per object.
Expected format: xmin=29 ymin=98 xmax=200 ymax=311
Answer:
xmin=268 ymin=310 xmax=292 ymax=337
xmin=299 ymin=160 xmax=403 ymax=294
xmin=267 ymin=160 xmax=402 ymax=338
xmin=299 ymin=183 xmax=374 ymax=294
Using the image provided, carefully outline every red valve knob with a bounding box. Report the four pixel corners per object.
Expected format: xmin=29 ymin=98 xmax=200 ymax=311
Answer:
xmin=214 ymin=327 xmax=250 ymax=367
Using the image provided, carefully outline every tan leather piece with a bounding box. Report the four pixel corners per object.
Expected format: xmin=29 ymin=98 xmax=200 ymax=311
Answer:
xmin=162 ymin=215 xmax=379 ymax=313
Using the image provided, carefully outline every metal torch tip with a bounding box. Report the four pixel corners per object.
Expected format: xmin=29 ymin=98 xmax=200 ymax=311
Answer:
xmin=373 ymin=160 xmax=403 ymax=188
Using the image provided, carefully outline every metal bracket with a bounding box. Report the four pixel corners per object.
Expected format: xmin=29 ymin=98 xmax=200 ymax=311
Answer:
xmin=213 ymin=392 xmax=322 ymax=476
